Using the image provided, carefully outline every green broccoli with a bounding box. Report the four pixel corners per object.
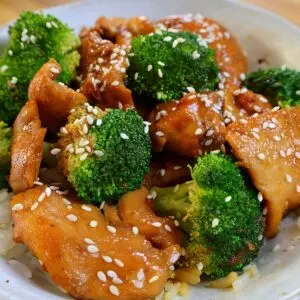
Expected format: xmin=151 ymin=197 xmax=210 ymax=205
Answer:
xmin=0 ymin=11 xmax=80 ymax=124
xmin=127 ymin=31 xmax=219 ymax=102
xmin=245 ymin=68 xmax=300 ymax=107
xmin=0 ymin=121 xmax=12 ymax=189
xmin=152 ymin=153 xmax=264 ymax=279
xmin=58 ymin=104 xmax=151 ymax=204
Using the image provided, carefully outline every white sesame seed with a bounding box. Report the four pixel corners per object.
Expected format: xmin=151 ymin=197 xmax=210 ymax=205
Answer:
xmin=120 ymin=133 xmax=129 ymax=140
xmin=0 ymin=65 xmax=8 ymax=73
xmin=97 ymin=271 xmax=107 ymax=282
xmin=192 ymin=51 xmax=200 ymax=60
xmin=87 ymin=115 xmax=94 ymax=125
xmin=50 ymin=67 xmax=60 ymax=74
xmin=62 ymin=198 xmax=71 ymax=205
xmin=164 ymin=224 xmax=172 ymax=232
xmin=160 ymin=169 xmax=166 ymax=176
xmin=158 ymin=69 xmax=163 ymax=78
xmin=87 ymin=245 xmax=99 ymax=253
xmin=295 ymin=152 xmax=300 ymax=159
xmin=46 ymin=22 xmax=52 ymax=28
xmin=107 ymin=225 xmax=117 ymax=233
xmin=111 ymin=81 xmax=119 ymax=86
xmin=163 ymin=36 xmax=172 ymax=42
xmin=257 ymin=192 xmax=263 ymax=202
xmin=152 ymin=222 xmax=162 ymax=228
xmin=170 ymin=252 xmax=180 ymax=264
xmin=206 ymin=129 xmax=214 ymax=137
xmin=60 ymin=127 xmax=68 ymax=135
xmin=132 ymin=226 xmax=139 ymax=235
xmin=84 ymin=238 xmax=95 ymax=245
xmin=80 ymin=153 xmax=88 ymax=161
xmin=280 ymin=150 xmax=286 ymax=157
xmin=90 ymin=220 xmax=98 ymax=228
xmin=83 ymin=124 xmax=88 ymax=134
xmin=225 ymin=196 xmax=232 ymax=202
xmin=132 ymin=280 xmax=143 ymax=289
xmin=37 ymin=192 xmax=46 ymax=202
xmin=12 ymin=203 xmax=24 ymax=211
xmin=134 ymin=72 xmax=139 ymax=80
xmin=195 ymin=128 xmax=203 ymax=135
xmin=296 ymin=90 xmax=300 ymax=96
xmin=286 ymin=174 xmax=293 ymax=183
xmin=107 ymin=270 xmax=118 ymax=278
xmin=240 ymin=87 xmax=248 ymax=94
xmin=114 ymin=259 xmax=124 ymax=268
xmin=100 ymin=201 xmax=105 ymax=210
xmin=102 ymin=256 xmax=113 ymax=263
xmin=258 ymin=234 xmax=263 ymax=241
xmin=8 ymin=50 xmax=13 ymax=56
xmin=297 ymin=185 xmax=300 ymax=193
xmin=257 ymin=153 xmax=265 ymax=160
xmin=149 ymin=275 xmax=159 ymax=283
xmin=109 ymin=285 xmax=119 ymax=296
xmin=11 ymin=76 xmax=18 ymax=84
xmin=66 ymin=214 xmax=78 ymax=222
xmin=81 ymin=204 xmax=92 ymax=212
xmin=174 ymin=220 xmax=180 ymax=227
xmin=75 ymin=148 xmax=85 ymax=154
xmin=30 ymin=202 xmax=38 ymax=211
xmin=155 ymin=131 xmax=164 ymax=137
xmin=187 ymin=86 xmax=195 ymax=93
xmin=158 ymin=61 xmax=165 ymax=66
xmin=45 ymin=187 xmax=51 ymax=197
xmin=273 ymin=136 xmax=281 ymax=141
xmin=197 ymin=262 xmax=204 ymax=271
xmin=50 ymin=148 xmax=61 ymax=155
xmin=240 ymin=73 xmax=246 ymax=81
xmin=212 ymin=218 xmax=220 ymax=228
xmin=94 ymin=150 xmax=104 ymax=157
xmin=169 ymin=265 xmax=175 ymax=271
xmin=204 ymin=139 xmax=213 ymax=146
xmin=272 ymin=106 xmax=280 ymax=112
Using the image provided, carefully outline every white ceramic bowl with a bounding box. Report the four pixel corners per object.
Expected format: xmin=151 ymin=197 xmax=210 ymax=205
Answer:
xmin=0 ymin=0 xmax=300 ymax=299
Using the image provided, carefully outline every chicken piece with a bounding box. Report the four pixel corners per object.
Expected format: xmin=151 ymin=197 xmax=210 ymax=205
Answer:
xmin=234 ymin=90 xmax=272 ymax=117
xmin=226 ymin=107 xmax=300 ymax=238
xmin=95 ymin=16 xmax=154 ymax=47
xmin=79 ymin=30 xmax=134 ymax=110
xmin=119 ymin=187 xmax=182 ymax=249
xmin=149 ymin=93 xmax=226 ymax=157
xmin=9 ymin=99 xmax=46 ymax=194
xmin=11 ymin=186 xmax=181 ymax=300
xmin=156 ymin=15 xmax=248 ymax=121
xmin=143 ymin=153 xmax=192 ymax=188
xmin=28 ymin=59 xmax=87 ymax=133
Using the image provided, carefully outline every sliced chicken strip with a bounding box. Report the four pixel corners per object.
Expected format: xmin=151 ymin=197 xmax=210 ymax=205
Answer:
xmin=9 ymin=99 xmax=46 ymax=194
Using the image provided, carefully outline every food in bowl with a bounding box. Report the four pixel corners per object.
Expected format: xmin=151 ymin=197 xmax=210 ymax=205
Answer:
xmin=0 ymin=10 xmax=299 ymax=300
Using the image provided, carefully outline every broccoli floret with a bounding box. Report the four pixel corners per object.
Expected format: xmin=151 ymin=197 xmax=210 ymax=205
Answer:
xmin=0 ymin=11 xmax=80 ymax=124
xmin=245 ymin=68 xmax=300 ymax=108
xmin=58 ymin=105 xmax=151 ymax=204
xmin=127 ymin=31 xmax=219 ymax=102
xmin=153 ymin=153 xmax=264 ymax=279
xmin=0 ymin=121 xmax=12 ymax=189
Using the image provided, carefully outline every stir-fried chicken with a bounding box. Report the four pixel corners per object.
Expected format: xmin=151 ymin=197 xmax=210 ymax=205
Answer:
xmin=226 ymin=107 xmax=300 ymax=238
xmin=118 ymin=187 xmax=182 ymax=249
xmin=94 ymin=16 xmax=154 ymax=47
xmin=11 ymin=186 xmax=181 ymax=300
xmin=143 ymin=153 xmax=192 ymax=188
xmin=79 ymin=30 xmax=134 ymax=110
xmin=9 ymin=99 xmax=46 ymax=194
xmin=149 ymin=93 xmax=226 ymax=157
xmin=28 ymin=59 xmax=87 ymax=133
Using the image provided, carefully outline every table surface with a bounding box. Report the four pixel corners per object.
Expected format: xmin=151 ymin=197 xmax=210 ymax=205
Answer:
xmin=0 ymin=0 xmax=299 ymax=26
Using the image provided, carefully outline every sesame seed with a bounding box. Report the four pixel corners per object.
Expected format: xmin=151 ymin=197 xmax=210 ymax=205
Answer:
xmin=84 ymin=238 xmax=95 ymax=245
xmin=204 ymin=139 xmax=213 ymax=146
xmin=257 ymin=192 xmax=263 ymax=202
xmin=100 ymin=201 xmax=105 ymax=210
xmin=197 ymin=262 xmax=204 ymax=271
xmin=297 ymin=185 xmax=300 ymax=193
xmin=212 ymin=218 xmax=220 ymax=228
xmin=12 ymin=203 xmax=24 ymax=211
xmin=240 ymin=87 xmax=248 ymax=94
xmin=87 ymin=115 xmax=94 ymax=125
xmin=132 ymin=280 xmax=143 ymax=289
xmin=263 ymin=207 xmax=268 ymax=215
xmin=75 ymin=148 xmax=85 ymax=154
xmin=60 ymin=127 xmax=68 ymax=135
xmin=192 ymin=51 xmax=200 ymax=60
xmin=37 ymin=192 xmax=46 ymax=202
xmin=83 ymin=124 xmax=88 ymax=134
xmin=11 ymin=77 xmax=18 ymax=84
xmin=257 ymin=153 xmax=265 ymax=160
xmin=164 ymin=224 xmax=172 ymax=232
xmin=97 ymin=271 xmax=107 ymax=282
xmin=94 ymin=150 xmax=104 ymax=157
xmin=158 ymin=69 xmax=163 ymax=78
xmin=111 ymin=81 xmax=119 ymax=86
xmin=296 ymin=90 xmax=300 ymax=96
xmin=109 ymin=285 xmax=119 ymax=296
xmin=81 ymin=204 xmax=92 ymax=212
xmin=62 ymin=198 xmax=71 ymax=205
xmin=50 ymin=148 xmax=61 ymax=155
xmin=50 ymin=67 xmax=60 ymax=74
xmin=149 ymin=275 xmax=159 ymax=283
xmin=152 ymin=222 xmax=162 ymax=228
xmin=174 ymin=220 xmax=180 ymax=227
xmin=160 ymin=169 xmax=166 ymax=176
xmin=8 ymin=50 xmax=13 ymax=56
xmin=80 ymin=153 xmax=88 ymax=161
xmin=114 ymin=259 xmax=124 ymax=268
xmin=272 ymin=106 xmax=280 ymax=112
xmin=66 ymin=214 xmax=78 ymax=222
xmin=280 ymin=150 xmax=286 ymax=157
xmin=0 ymin=65 xmax=8 ymax=73
xmin=46 ymin=22 xmax=52 ymax=28
xmin=90 ymin=220 xmax=98 ymax=228
xmin=120 ymin=133 xmax=129 ymax=140
xmin=170 ymin=252 xmax=180 ymax=264
xmin=240 ymin=73 xmax=246 ymax=81
xmin=158 ymin=61 xmax=165 ymax=66
xmin=85 ymin=146 xmax=92 ymax=153
xmin=169 ymin=265 xmax=175 ymax=271
xmin=225 ymin=196 xmax=232 ymax=202
xmin=206 ymin=129 xmax=214 ymax=137
xmin=45 ymin=187 xmax=51 ymax=197
xmin=30 ymin=202 xmax=38 ymax=211
xmin=258 ymin=234 xmax=263 ymax=241
xmin=134 ymin=72 xmax=139 ymax=80
xmin=187 ymin=86 xmax=195 ymax=93
xmin=107 ymin=225 xmax=117 ymax=233
xmin=87 ymin=245 xmax=99 ymax=253
xmin=102 ymin=256 xmax=113 ymax=263
xmin=286 ymin=174 xmax=293 ymax=183
xmin=107 ymin=270 xmax=118 ymax=278
xmin=273 ymin=136 xmax=281 ymax=141
xmin=163 ymin=36 xmax=172 ymax=42
xmin=155 ymin=131 xmax=164 ymax=137
xmin=295 ymin=152 xmax=300 ymax=159
xmin=147 ymin=64 xmax=153 ymax=72
xmin=174 ymin=185 xmax=180 ymax=193
xmin=172 ymin=40 xmax=178 ymax=48
xmin=195 ymin=128 xmax=203 ymax=135
xmin=132 ymin=226 xmax=139 ymax=235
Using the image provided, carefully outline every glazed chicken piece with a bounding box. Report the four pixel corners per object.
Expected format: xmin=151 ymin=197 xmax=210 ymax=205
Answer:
xmin=143 ymin=153 xmax=192 ymax=188
xmin=118 ymin=187 xmax=182 ymax=249
xmin=79 ymin=30 xmax=134 ymax=110
xmin=226 ymin=107 xmax=300 ymax=238
xmin=9 ymin=99 xmax=46 ymax=194
xmin=28 ymin=59 xmax=87 ymax=133
xmin=149 ymin=93 xmax=226 ymax=157
xmin=94 ymin=16 xmax=154 ymax=47
xmin=11 ymin=186 xmax=181 ymax=300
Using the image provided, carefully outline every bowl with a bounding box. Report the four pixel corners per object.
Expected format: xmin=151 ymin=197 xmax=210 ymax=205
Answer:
xmin=0 ymin=0 xmax=300 ymax=299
